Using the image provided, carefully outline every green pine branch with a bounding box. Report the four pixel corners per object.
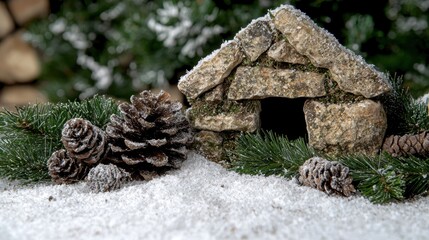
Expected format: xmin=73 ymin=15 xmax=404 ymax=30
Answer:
xmin=231 ymin=131 xmax=429 ymax=204
xmin=231 ymin=131 xmax=316 ymax=178
xmin=382 ymin=74 xmax=429 ymax=135
xmin=392 ymin=155 xmax=429 ymax=197
xmin=0 ymin=96 xmax=119 ymax=182
xmin=338 ymin=154 xmax=405 ymax=204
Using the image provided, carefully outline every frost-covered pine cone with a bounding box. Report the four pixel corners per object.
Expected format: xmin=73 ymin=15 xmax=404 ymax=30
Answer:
xmin=86 ymin=164 xmax=131 ymax=193
xmin=298 ymin=157 xmax=356 ymax=197
xmin=105 ymin=90 xmax=193 ymax=172
xmin=382 ymin=131 xmax=429 ymax=157
xmin=61 ymin=118 xmax=107 ymax=165
xmin=47 ymin=149 xmax=90 ymax=184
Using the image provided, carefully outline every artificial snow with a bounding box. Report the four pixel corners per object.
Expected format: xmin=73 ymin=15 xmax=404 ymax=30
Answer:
xmin=1 ymin=152 xmax=429 ymax=240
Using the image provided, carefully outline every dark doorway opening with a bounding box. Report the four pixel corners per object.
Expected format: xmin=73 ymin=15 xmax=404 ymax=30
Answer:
xmin=260 ymin=97 xmax=308 ymax=140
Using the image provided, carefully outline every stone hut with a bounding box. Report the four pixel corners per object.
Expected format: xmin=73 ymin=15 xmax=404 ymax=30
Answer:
xmin=178 ymin=5 xmax=392 ymax=166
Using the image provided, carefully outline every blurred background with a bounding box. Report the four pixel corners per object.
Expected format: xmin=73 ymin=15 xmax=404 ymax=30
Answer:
xmin=0 ymin=0 xmax=428 ymax=109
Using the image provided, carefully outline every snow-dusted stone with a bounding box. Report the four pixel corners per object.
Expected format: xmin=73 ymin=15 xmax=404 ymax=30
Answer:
xmin=227 ymin=66 xmax=326 ymax=100
xmin=273 ymin=6 xmax=392 ymax=98
xmin=0 ymin=2 xmax=13 ymax=38
xmin=235 ymin=20 xmax=274 ymax=61
xmin=194 ymin=131 xmax=224 ymax=163
xmin=267 ymin=40 xmax=310 ymax=65
xmin=8 ymin=0 xmax=49 ymax=25
xmin=178 ymin=41 xmax=244 ymax=100
xmin=304 ymin=99 xmax=387 ymax=156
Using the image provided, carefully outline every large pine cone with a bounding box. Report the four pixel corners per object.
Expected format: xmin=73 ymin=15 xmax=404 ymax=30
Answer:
xmin=86 ymin=164 xmax=130 ymax=193
xmin=298 ymin=157 xmax=356 ymax=197
xmin=47 ymin=149 xmax=90 ymax=184
xmin=61 ymin=118 xmax=107 ymax=165
xmin=382 ymin=132 xmax=429 ymax=157
xmin=105 ymin=90 xmax=193 ymax=171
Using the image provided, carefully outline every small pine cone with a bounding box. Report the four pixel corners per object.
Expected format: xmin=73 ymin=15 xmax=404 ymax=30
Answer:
xmin=382 ymin=132 xmax=429 ymax=157
xmin=47 ymin=149 xmax=90 ymax=184
xmin=298 ymin=157 xmax=356 ymax=197
xmin=86 ymin=164 xmax=130 ymax=193
xmin=105 ymin=90 xmax=193 ymax=172
xmin=62 ymin=118 xmax=107 ymax=165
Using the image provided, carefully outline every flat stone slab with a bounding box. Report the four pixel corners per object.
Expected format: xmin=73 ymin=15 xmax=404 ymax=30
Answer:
xmin=178 ymin=41 xmax=244 ymax=100
xmin=191 ymin=112 xmax=260 ymax=132
xmin=304 ymin=99 xmax=387 ymax=156
xmin=273 ymin=6 xmax=392 ymax=98
xmin=235 ymin=19 xmax=274 ymax=62
xmin=267 ymin=40 xmax=310 ymax=65
xmin=228 ymin=66 xmax=326 ymax=100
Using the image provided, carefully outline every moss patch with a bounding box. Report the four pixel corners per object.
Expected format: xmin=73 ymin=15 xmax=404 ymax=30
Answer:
xmin=241 ymin=52 xmax=329 ymax=74
xmin=318 ymin=78 xmax=366 ymax=104
xmin=220 ymin=131 xmax=242 ymax=168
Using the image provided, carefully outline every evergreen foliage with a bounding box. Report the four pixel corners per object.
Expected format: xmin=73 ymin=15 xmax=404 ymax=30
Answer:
xmin=338 ymin=154 xmax=405 ymax=204
xmin=231 ymin=131 xmax=429 ymax=204
xmin=0 ymin=96 xmax=118 ymax=182
xmin=382 ymin=74 xmax=429 ymax=135
xmin=393 ymin=155 xmax=429 ymax=198
xmin=231 ymin=131 xmax=316 ymax=179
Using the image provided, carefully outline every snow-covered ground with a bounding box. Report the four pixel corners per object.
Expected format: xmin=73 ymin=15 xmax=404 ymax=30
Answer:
xmin=1 ymin=152 xmax=429 ymax=240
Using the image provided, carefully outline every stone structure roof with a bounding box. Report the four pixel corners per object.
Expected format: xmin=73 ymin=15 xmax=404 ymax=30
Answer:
xmin=177 ymin=4 xmax=391 ymax=164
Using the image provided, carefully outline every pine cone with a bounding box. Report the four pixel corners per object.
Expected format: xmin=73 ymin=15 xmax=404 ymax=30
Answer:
xmin=382 ymin=132 xmax=429 ymax=157
xmin=61 ymin=118 xmax=107 ymax=165
xmin=105 ymin=90 xmax=193 ymax=172
xmin=47 ymin=149 xmax=90 ymax=184
xmin=298 ymin=157 xmax=356 ymax=197
xmin=86 ymin=164 xmax=130 ymax=193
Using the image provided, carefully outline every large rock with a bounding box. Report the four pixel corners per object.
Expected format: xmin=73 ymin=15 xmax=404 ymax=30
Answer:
xmin=267 ymin=40 xmax=310 ymax=65
xmin=178 ymin=41 xmax=244 ymax=100
xmin=8 ymin=0 xmax=49 ymax=25
xmin=0 ymin=84 xmax=47 ymax=110
xmin=273 ymin=6 xmax=392 ymax=98
xmin=0 ymin=2 xmax=14 ymax=38
xmin=235 ymin=19 xmax=273 ymax=62
xmin=304 ymin=100 xmax=387 ymax=156
xmin=0 ymin=33 xmax=41 ymax=84
xmin=228 ymin=66 xmax=326 ymax=100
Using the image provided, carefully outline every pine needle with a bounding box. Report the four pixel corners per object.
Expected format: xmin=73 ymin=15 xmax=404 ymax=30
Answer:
xmin=392 ymin=155 xmax=429 ymax=197
xmin=382 ymin=74 xmax=429 ymax=135
xmin=230 ymin=131 xmax=316 ymax=178
xmin=0 ymin=95 xmax=119 ymax=182
xmin=338 ymin=154 xmax=405 ymax=204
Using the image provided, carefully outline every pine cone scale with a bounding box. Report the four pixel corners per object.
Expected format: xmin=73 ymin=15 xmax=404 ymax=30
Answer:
xmin=146 ymin=152 xmax=169 ymax=167
xmin=147 ymin=139 xmax=167 ymax=147
xmin=124 ymin=139 xmax=148 ymax=150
